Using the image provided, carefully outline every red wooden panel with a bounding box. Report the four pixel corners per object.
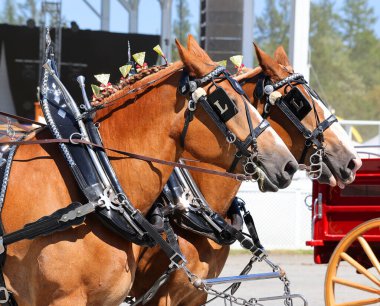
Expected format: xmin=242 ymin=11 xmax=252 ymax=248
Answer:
xmin=307 ymin=158 xmax=380 ymax=264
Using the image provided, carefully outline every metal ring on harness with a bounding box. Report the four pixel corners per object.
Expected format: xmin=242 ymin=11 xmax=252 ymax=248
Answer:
xmin=244 ymin=161 xmax=258 ymax=177
xmin=263 ymin=103 xmax=271 ymax=115
xmin=69 ymin=132 xmax=83 ymax=145
xmin=226 ymin=132 xmax=237 ymax=144
xmin=0 ymin=286 xmax=10 ymax=303
xmin=188 ymin=99 xmax=197 ymax=111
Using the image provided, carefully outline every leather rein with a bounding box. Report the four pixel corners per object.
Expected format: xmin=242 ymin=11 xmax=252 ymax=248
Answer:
xmin=0 ymin=136 xmax=253 ymax=181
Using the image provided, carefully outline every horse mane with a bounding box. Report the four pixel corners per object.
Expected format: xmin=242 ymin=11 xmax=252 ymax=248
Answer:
xmin=92 ymin=61 xmax=184 ymax=108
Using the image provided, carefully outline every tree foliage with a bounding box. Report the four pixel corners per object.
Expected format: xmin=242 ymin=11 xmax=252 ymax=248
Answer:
xmin=0 ymin=0 xmax=65 ymax=27
xmin=255 ymin=0 xmax=291 ymax=55
xmin=1 ymin=0 xmax=20 ymax=24
xmin=171 ymin=0 xmax=191 ymax=61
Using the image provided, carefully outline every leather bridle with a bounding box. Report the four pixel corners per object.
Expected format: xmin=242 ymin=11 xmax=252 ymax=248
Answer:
xmin=256 ymin=73 xmax=337 ymax=177
xmin=179 ymin=66 xmax=270 ymax=176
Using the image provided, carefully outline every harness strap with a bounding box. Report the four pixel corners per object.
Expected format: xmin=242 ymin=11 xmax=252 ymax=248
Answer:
xmin=180 ymin=109 xmax=194 ymax=147
xmin=275 ymin=99 xmax=311 ymax=137
xmin=128 ymin=211 xmax=183 ymax=306
xmin=276 ymin=95 xmax=337 ymax=161
xmin=236 ymin=198 xmax=264 ymax=250
xmin=0 ymin=245 xmax=16 ymax=306
xmin=260 ymin=73 xmax=338 ymax=164
xmin=0 ymin=274 xmax=14 ymax=305
xmin=197 ymin=96 xmax=257 ymax=158
xmin=164 ymin=218 xmax=182 ymax=255
xmin=131 ymin=212 xmax=185 ymax=267
xmin=130 ymin=267 xmax=176 ymax=306
xmin=299 ymin=144 xmax=311 ymax=165
xmin=242 ymin=94 xmax=258 ymax=152
xmin=228 ymin=119 xmax=270 ymax=173
xmin=0 ymin=112 xmax=46 ymax=128
xmin=0 ymin=138 xmax=253 ymax=181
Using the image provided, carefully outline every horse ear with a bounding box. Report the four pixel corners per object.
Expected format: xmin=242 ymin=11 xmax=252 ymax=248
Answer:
xmin=176 ymin=38 xmax=190 ymax=61
xmin=186 ymin=34 xmax=213 ymax=61
xmin=253 ymin=42 xmax=282 ymax=79
xmin=176 ymin=38 xmax=196 ymax=75
xmin=186 ymin=34 xmax=193 ymax=50
xmin=274 ymin=45 xmax=291 ymax=66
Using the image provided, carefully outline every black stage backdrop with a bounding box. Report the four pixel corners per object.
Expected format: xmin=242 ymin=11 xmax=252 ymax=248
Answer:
xmin=0 ymin=24 xmax=160 ymax=118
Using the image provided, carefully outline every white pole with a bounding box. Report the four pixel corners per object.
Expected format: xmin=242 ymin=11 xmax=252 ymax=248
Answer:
xmin=289 ymin=0 xmax=310 ymax=81
xmin=101 ymin=0 xmax=111 ymax=31
xmin=159 ymin=0 xmax=173 ymax=62
xmin=242 ymin=0 xmax=254 ymax=68
xmin=118 ymin=0 xmax=140 ymax=33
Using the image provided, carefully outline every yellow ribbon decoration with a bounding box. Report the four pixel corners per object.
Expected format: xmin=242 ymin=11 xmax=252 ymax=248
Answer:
xmin=153 ymin=45 xmax=164 ymax=57
xmin=216 ymin=60 xmax=227 ymax=67
xmin=94 ymin=74 xmax=110 ymax=86
xmin=91 ymin=84 xmax=101 ymax=97
xmin=230 ymin=55 xmax=243 ymax=68
xmin=133 ymin=52 xmax=146 ymax=67
xmin=119 ymin=64 xmax=132 ymax=78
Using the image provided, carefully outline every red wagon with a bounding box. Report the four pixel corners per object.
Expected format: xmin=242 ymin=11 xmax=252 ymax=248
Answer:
xmin=306 ymin=152 xmax=380 ymax=305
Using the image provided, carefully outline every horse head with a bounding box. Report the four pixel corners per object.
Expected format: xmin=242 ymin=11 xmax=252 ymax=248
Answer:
xmin=252 ymin=44 xmax=361 ymax=188
xmin=176 ymin=35 xmax=298 ymax=191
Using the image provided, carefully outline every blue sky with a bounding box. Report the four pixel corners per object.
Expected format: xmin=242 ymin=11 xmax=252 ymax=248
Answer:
xmin=9 ymin=0 xmax=380 ymax=37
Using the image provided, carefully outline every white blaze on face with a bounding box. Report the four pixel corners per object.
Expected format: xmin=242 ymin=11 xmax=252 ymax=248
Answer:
xmin=247 ymin=103 xmax=288 ymax=150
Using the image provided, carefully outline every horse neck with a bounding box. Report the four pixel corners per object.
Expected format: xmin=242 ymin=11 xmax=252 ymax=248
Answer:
xmin=94 ymin=66 xmax=185 ymax=215
xmin=183 ymin=153 xmax=241 ymax=217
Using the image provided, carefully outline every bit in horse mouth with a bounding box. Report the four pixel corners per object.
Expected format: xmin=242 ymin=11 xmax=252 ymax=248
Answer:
xmin=256 ymin=167 xmax=279 ymax=192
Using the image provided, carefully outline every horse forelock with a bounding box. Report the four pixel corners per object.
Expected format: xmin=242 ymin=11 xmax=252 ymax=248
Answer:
xmin=94 ymin=61 xmax=184 ymax=108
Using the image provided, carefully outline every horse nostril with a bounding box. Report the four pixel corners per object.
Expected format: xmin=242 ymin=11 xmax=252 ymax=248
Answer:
xmin=347 ymin=159 xmax=356 ymax=171
xmin=284 ymin=161 xmax=298 ymax=177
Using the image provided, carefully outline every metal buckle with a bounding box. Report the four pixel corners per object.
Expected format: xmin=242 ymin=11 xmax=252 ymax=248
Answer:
xmin=168 ymin=253 xmax=186 ymax=269
xmin=0 ymin=286 xmax=10 ymax=303
xmin=188 ymin=99 xmax=197 ymax=111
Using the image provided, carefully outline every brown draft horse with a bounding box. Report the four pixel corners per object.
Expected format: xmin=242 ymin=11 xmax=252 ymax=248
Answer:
xmin=1 ymin=36 xmax=296 ymax=305
xmin=130 ymin=43 xmax=362 ymax=305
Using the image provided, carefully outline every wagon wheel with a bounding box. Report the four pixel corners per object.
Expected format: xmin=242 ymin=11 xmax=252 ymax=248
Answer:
xmin=325 ymin=218 xmax=380 ymax=306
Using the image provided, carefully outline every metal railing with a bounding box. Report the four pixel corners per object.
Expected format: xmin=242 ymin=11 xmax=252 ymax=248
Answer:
xmin=340 ymin=119 xmax=380 ymax=145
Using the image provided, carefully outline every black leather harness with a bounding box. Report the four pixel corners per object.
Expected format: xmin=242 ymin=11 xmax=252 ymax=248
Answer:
xmin=255 ymin=73 xmax=337 ymax=164
xmin=179 ymin=67 xmax=270 ymax=175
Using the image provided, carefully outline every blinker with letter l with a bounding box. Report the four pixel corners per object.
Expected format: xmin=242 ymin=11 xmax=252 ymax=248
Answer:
xmin=282 ymin=87 xmax=312 ymax=121
xmin=207 ymin=87 xmax=239 ymax=122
